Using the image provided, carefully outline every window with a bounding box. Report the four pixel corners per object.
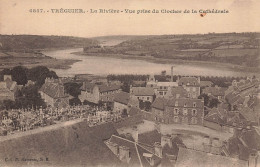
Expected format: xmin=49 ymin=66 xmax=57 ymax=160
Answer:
xmin=192 ymin=109 xmax=197 ymax=116
xmin=174 ymin=108 xmax=179 ymax=115
xmin=160 ymin=86 xmax=163 ymax=89
xmin=164 ymin=92 xmax=167 ymax=95
xmin=191 ymin=117 xmax=198 ymax=124
xmin=184 ymin=103 xmax=187 ymax=107
xmin=182 ymin=117 xmax=188 ymax=124
xmin=175 ymin=101 xmax=178 ymax=106
xmin=183 ymin=108 xmax=188 ymax=115
xmin=193 ymin=82 xmax=196 ymax=85
xmin=164 ymin=86 xmax=167 ymax=90
xmin=159 ymin=92 xmax=163 ymax=95
xmin=193 ymin=102 xmax=196 ymax=107
xmin=174 ymin=116 xmax=179 ymax=123
xmin=147 ymin=97 xmax=150 ymax=100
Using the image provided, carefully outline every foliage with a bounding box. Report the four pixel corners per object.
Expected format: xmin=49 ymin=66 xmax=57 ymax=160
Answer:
xmin=139 ymin=100 xmax=152 ymax=111
xmin=26 ymin=66 xmax=58 ymax=87
xmin=11 ymin=66 xmax=28 ymax=85
xmin=69 ymin=97 xmax=82 ymax=106
xmin=64 ymin=82 xmax=82 ymax=97
xmin=198 ymin=93 xmax=219 ymax=108
xmin=2 ymin=85 xmax=46 ymax=109
xmin=0 ymin=65 xmax=58 ymax=87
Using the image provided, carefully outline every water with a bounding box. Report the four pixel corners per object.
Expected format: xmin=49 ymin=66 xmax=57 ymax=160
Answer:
xmin=42 ymin=48 xmax=252 ymax=77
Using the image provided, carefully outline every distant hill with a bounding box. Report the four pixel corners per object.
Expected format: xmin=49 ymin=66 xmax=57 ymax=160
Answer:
xmin=0 ymin=35 xmax=97 ymax=51
xmin=85 ymin=32 xmax=260 ymax=68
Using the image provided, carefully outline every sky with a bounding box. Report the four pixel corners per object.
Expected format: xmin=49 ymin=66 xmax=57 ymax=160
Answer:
xmin=0 ymin=0 xmax=259 ymax=37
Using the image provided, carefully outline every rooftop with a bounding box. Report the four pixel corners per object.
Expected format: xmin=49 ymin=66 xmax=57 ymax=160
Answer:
xmin=131 ymin=87 xmax=154 ymax=96
xmin=176 ymin=147 xmax=248 ymax=167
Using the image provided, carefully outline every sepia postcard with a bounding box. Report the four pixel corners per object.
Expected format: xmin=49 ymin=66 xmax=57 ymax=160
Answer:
xmin=0 ymin=0 xmax=259 ymax=166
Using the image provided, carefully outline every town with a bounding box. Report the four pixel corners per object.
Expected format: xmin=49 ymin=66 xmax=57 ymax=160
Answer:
xmin=0 ymin=65 xmax=259 ymax=167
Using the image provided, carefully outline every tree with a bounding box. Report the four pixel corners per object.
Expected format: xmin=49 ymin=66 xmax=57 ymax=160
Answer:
xmin=209 ymin=98 xmax=220 ymax=108
xmin=69 ymin=97 xmax=81 ymax=106
xmin=198 ymin=93 xmax=209 ymax=106
xmin=64 ymin=82 xmax=82 ymax=97
xmin=139 ymin=100 xmax=152 ymax=111
xmin=11 ymin=66 xmax=28 ymax=85
xmin=27 ymin=66 xmax=58 ymax=87
xmin=121 ymin=82 xmax=131 ymax=93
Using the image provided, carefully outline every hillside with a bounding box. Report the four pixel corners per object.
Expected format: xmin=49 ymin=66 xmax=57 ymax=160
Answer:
xmin=0 ymin=35 xmax=97 ymax=51
xmin=0 ymin=121 xmax=121 ymax=167
xmin=0 ymin=35 xmax=97 ymax=70
xmin=84 ymin=32 xmax=260 ymax=69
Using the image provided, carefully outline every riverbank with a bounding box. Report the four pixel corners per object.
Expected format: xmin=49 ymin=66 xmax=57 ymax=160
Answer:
xmin=73 ymin=51 xmax=260 ymax=75
xmin=0 ymin=51 xmax=81 ymax=70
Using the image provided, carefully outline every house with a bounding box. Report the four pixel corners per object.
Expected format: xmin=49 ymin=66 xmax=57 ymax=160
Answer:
xmin=165 ymin=86 xmax=188 ymax=99
xmin=113 ymin=91 xmax=139 ymax=114
xmin=146 ymin=75 xmax=178 ymax=97
xmin=224 ymin=127 xmax=260 ymax=164
xmin=39 ymin=78 xmax=69 ymax=108
xmin=130 ymin=86 xmax=155 ymax=103
xmin=202 ymin=106 xmax=237 ymax=133
xmin=105 ymin=129 xmax=186 ymax=167
xmin=0 ymin=75 xmax=18 ymax=101
xmin=177 ymin=76 xmax=200 ymax=98
xmin=225 ymin=78 xmax=259 ymax=110
xmin=202 ymin=86 xmax=227 ymax=100
xmin=200 ymin=80 xmax=213 ymax=87
xmin=79 ymin=82 xmax=122 ymax=104
xmin=239 ymin=106 xmax=259 ymax=126
xmin=175 ymin=147 xmax=248 ymax=167
xmin=151 ymin=97 xmax=204 ymax=125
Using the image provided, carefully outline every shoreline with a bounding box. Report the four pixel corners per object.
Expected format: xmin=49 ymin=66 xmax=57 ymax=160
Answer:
xmin=0 ymin=49 xmax=82 ymax=71
xmin=72 ymin=51 xmax=260 ymax=75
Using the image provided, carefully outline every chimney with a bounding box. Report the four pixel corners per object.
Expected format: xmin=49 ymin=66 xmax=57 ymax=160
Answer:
xmin=154 ymin=142 xmax=163 ymax=158
xmin=202 ymin=136 xmax=211 ymax=153
xmin=248 ymin=153 xmax=258 ymax=167
xmin=211 ymin=137 xmax=222 ymax=155
xmin=171 ymin=66 xmax=174 ymax=82
xmin=132 ymin=129 xmax=138 ymax=143
xmin=119 ymin=146 xmax=131 ymax=163
xmin=198 ymin=77 xmax=200 ymax=84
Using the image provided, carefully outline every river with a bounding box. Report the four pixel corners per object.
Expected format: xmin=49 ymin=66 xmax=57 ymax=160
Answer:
xmin=42 ymin=48 xmax=253 ymax=77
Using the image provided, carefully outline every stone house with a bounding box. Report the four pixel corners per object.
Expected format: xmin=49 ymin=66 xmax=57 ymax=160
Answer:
xmin=177 ymin=76 xmax=201 ymax=98
xmin=113 ymin=91 xmax=139 ymax=115
xmin=151 ymin=97 xmax=204 ymax=125
xmin=39 ymin=78 xmax=69 ymax=108
xmin=130 ymin=86 xmax=155 ymax=103
xmin=79 ymin=82 xmax=122 ymax=104
xmin=146 ymin=75 xmax=178 ymax=97
xmin=0 ymin=75 xmax=18 ymax=101
xmin=202 ymin=86 xmax=227 ymax=100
